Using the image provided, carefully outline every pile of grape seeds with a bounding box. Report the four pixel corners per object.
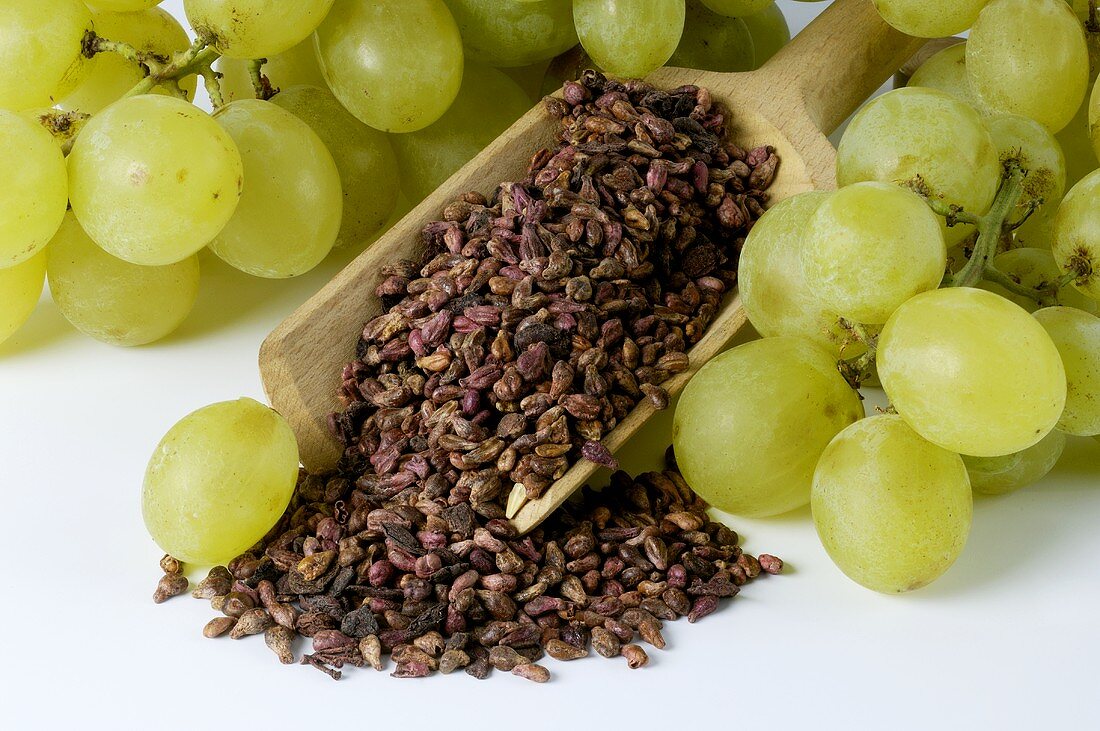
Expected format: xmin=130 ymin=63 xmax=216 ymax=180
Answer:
xmin=155 ymin=75 xmax=783 ymax=681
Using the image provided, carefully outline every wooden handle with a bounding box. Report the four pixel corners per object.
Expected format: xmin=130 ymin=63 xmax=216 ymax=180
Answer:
xmin=762 ymin=0 xmax=923 ymax=134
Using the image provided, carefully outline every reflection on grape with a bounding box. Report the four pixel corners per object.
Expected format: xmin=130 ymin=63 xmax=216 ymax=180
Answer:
xmin=674 ymin=337 xmax=864 ymax=518
xmin=443 ymin=0 xmax=577 ymax=68
xmin=0 ymin=250 xmax=46 ymax=347
xmin=184 ymin=0 xmax=335 ymax=59
xmin=1034 ymin=306 xmax=1100 ymax=436
xmin=0 ymin=110 xmax=68 ymax=268
xmin=812 ymin=414 xmax=972 ymax=594
xmin=0 ymin=0 xmax=93 ymax=109
xmin=964 ymin=426 xmax=1065 ymax=495
xmin=142 ymin=398 xmax=300 ymax=565
xmin=573 ymin=0 xmax=685 ymax=78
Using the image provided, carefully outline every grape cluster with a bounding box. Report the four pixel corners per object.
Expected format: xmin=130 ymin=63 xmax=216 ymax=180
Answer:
xmin=675 ymin=0 xmax=1100 ymax=595
xmin=0 ymin=0 xmax=801 ymax=351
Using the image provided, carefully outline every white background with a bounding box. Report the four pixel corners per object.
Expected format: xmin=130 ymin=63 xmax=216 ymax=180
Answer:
xmin=2 ymin=1 xmax=1098 ymax=729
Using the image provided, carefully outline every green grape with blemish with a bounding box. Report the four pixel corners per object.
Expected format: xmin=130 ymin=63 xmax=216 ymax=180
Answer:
xmin=871 ymin=0 xmax=989 ymax=38
xmin=184 ymin=0 xmax=336 ymax=59
xmin=1053 ymin=169 xmax=1100 ymax=300
xmin=0 ymin=110 xmax=68 ymax=269
xmin=0 ymin=0 xmax=93 ymax=110
xmin=669 ymin=0 xmax=755 ymax=74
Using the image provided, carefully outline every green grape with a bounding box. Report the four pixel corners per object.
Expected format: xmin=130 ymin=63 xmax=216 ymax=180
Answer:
xmin=271 ymin=86 xmax=399 ymax=249
xmin=812 ymin=414 xmax=972 ymax=594
xmin=964 ymin=429 xmax=1065 ymax=496
xmin=59 ymin=7 xmax=196 ymax=115
xmin=573 ymin=0 xmax=685 ymax=78
xmin=443 ymin=0 xmax=577 ymax=68
xmin=1053 ymin=169 xmax=1100 ymax=298
xmin=142 ymin=398 xmax=300 ymax=565
xmin=0 ymin=0 xmax=93 ymax=109
xmin=837 ymin=88 xmax=1000 ymax=247
xmin=217 ymin=38 xmax=328 ymax=103
xmin=315 ymin=0 xmax=464 ymax=133
xmin=0 ymin=111 xmax=68 ymax=269
xmin=907 ymin=43 xmax=989 ymax=116
xmin=987 ymin=114 xmax=1066 ymax=219
xmin=46 ymin=212 xmax=199 ymax=347
xmin=68 ymin=95 xmax=243 ymax=267
xmin=1089 ymin=78 xmax=1100 ymax=158
xmin=501 ymin=60 xmax=551 ymax=103
xmin=210 ymin=100 xmax=342 ymax=278
xmin=86 ymin=1 xmax=162 ymax=9
xmin=1033 ymin=306 xmax=1100 ymax=435
xmin=871 ymin=0 xmax=988 ymax=38
xmin=184 ymin=0 xmax=336 ymax=59
xmin=740 ymin=192 xmax=857 ymax=356
xmin=967 ymin=0 xmax=1088 ymax=133
xmin=1059 ymin=97 xmax=1099 ymax=191
xmin=669 ymin=1 xmax=754 ymax=73
xmin=698 ymin=0 xmax=773 ymax=17
xmin=0 ymin=250 xmax=46 ymax=347
xmin=978 ymin=248 xmax=1097 ymax=314
xmin=742 ymin=2 xmax=789 ymax=69
xmin=878 ymin=287 xmax=1066 ymax=457
xmin=673 ymin=337 xmax=864 ymax=518
xmin=390 ymin=64 xmax=530 ymax=203
xmin=802 ymin=182 xmax=946 ymax=325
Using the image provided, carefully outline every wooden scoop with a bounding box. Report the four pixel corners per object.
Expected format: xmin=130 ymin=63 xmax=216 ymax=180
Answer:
xmin=259 ymin=0 xmax=922 ymax=534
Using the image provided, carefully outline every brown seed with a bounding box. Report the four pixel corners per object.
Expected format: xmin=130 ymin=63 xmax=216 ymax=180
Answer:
xmin=591 ymin=626 xmax=622 ymax=658
xmin=622 ymin=644 xmax=649 ymax=669
xmin=758 ymin=554 xmax=784 ymax=575
xmin=512 ymin=663 xmax=551 ymax=683
xmin=159 ymin=555 xmax=183 ymax=576
xmin=203 ymin=617 xmax=236 ymax=639
xmin=191 ymin=566 xmax=233 ymax=599
xmin=153 ymin=573 xmax=188 ymax=604
xmin=545 ymin=639 xmax=588 ymax=661
xmin=230 ymin=609 xmax=273 ymax=639
xmin=438 ymin=649 xmax=472 ymax=674
xmin=360 ymin=635 xmax=384 ymax=671
xmin=265 ymin=626 xmax=295 ymax=664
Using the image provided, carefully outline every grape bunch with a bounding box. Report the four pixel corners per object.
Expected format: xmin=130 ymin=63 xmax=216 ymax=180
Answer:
xmin=675 ymin=0 xmax=1100 ymax=594
xmin=0 ymin=0 xmax=806 ymax=352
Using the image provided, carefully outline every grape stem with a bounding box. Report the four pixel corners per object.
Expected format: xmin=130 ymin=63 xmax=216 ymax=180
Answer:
xmin=32 ymin=110 xmax=90 ymax=155
xmin=248 ymin=59 xmax=278 ymax=101
xmin=195 ymin=56 xmax=226 ymax=110
xmin=941 ymin=161 xmax=1025 ymax=289
xmin=837 ymin=318 xmax=879 ymax=389
xmin=982 ymin=264 xmax=1060 ymax=307
xmin=123 ymin=40 xmax=221 ymax=99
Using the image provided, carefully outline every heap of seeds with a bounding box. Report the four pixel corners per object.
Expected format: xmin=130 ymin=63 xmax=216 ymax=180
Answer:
xmin=155 ymin=74 xmax=783 ymax=681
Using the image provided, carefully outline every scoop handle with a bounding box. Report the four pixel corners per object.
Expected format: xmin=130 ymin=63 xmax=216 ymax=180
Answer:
xmin=763 ymin=0 xmax=924 ymax=134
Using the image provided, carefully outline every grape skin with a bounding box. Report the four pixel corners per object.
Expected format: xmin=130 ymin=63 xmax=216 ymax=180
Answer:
xmin=964 ymin=428 xmax=1066 ymax=496
xmin=184 ymin=0 xmax=336 ymax=59
xmin=1034 ymin=306 xmax=1100 ymax=436
xmin=217 ymin=38 xmax=327 ymax=103
xmin=0 ymin=0 xmax=93 ymax=110
xmin=210 ymin=100 xmax=343 ymax=278
xmin=907 ymin=43 xmax=989 ymax=115
xmin=802 ymin=181 xmax=946 ymax=325
xmin=1053 ymin=170 xmax=1100 ymax=300
xmin=673 ymin=337 xmax=864 ymax=518
xmin=443 ymin=0 xmax=578 ymax=68
xmin=573 ymin=0 xmax=685 ymax=78
xmin=878 ymin=287 xmax=1067 ymax=457
xmin=871 ymin=0 xmax=988 ymax=38
xmin=59 ymin=7 xmax=197 ymax=115
xmin=741 ymin=3 xmax=789 ymax=69
xmin=315 ymin=0 xmax=464 ymax=133
xmin=837 ymin=88 xmax=1001 ymax=247
xmin=812 ymin=414 xmax=972 ymax=594
xmin=68 ymin=95 xmax=244 ymax=267
xmin=669 ymin=0 xmax=755 ymax=74
xmin=0 ymin=110 xmax=68 ymax=268
xmin=272 ymin=85 xmax=400 ymax=249
xmin=967 ymin=0 xmax=1088 ymax=133
xmin=0 ymin=249 xmax=46 ymax=347
xmin=142 ymin=398 xmax=300 ymax=565
xmin=390 ymin=64 xmax=530 ymax=203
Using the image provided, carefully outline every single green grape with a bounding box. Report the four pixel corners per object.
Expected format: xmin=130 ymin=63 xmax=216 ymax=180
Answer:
xmin=669 ymin=0 xmax=754 ymax=73
xmin=443 ymin=0 xmax=577 ymax=68
xmin=812 ymin=414 xmax=972 ymax=594
xmin=1088 ymin=78 xmax=1100 ymax=159
xmin=46 ymin=212 xmax=200 ymax=347
xmin=837 ymin=87 xmax=1001 ymax=247
xmin=272 ymin=85 xmax=399 ymax=249
xmin=878 ymin=287 xmax=1066 ymax=457
xmin=1058 ymin=97 xmax=1099 ymax=192
xmin=978 ymin=248 xmax=1097 ymax=314
xmin=59 ymin=7 xmax=196 ymax=115
xmin=740 ymin=192 xmax=860 ymax=356
xmin=987 ymin=114 xmax=1066 ymax=219
xmin=0 ymin=110 xmax=68 ymax=268
xmin=1053 ymin=169 xmax=1100 ymax=299
xmin=967 ymin=0 xmax=1088 ymax=133
xmin=673 ymin=337 xmax=864 ymax=518
xmin=1033 ymin=306 xmax=1100 ymax=435
xmin=0 ymin=249 xmax=46 ymax=347
xmin=907 ymin=43 xmax=989 ymax=116
xmin=210 ymin=100 xmax=342 ymax=278
xmin=217 ymin=38 xmax=328 ymax=103
xmin=0 ymin=0 xmax=93 ymax=110
xmin=86 ymin=1 xmax=162 ymax=10
xmin=184 ymin=0 xmax=336 ymax=59
xmin=742 ymin=2 xmax=789 ymax=69
xmin=872 ymin=0 xmax=988 ymax=38
xmin=390 ymin=64 xmax=530 ymax=203
xmin=142 ymin=398 xmax=300 ymax=566
xmin=803 ymin=182 xmax=946 ymax=325
xmin=68 ymin=95 xmax=243 ymax=267
xmin=315 ymin=0 xmax=464 ymax=133
xmin=964 ymin=429 xmax=1065 ymax=496
xmin=573 ymin=0 xmax=685 ymax=78
xmin=698 ymin=0 xmax=772 ymax=17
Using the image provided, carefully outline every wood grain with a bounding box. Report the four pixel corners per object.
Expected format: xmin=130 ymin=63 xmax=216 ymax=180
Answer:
xmin=259 ymin=0 xmax=923 ymax=534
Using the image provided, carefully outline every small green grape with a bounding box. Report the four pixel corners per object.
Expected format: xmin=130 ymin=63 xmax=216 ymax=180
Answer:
xmin=699 ymin=0 xmax=772 ymax=16
xmin=907 ymin=43 xmax=989 ymax=116
xmin=0 ymin=110 xmax=68 ymax=268
xmin=0 ymin=249 xmax=46 ymax=347
xmin=1033 ymin=306 xmax=1100 ymax=436
xmin=443 ymin=0 xmax=578 ymax=68
xmin=1053 ymin=169 xmax=1100 ymax=299
xmin=0 ymin=0 xmax=93 ymax=109
xmin=872 ymin=0 xmax=988 ymax=38
xmin=142 ymin=398 xmax=300 ymax=565
xmin=987 ymin=114 xmax=1066 ymax=217
xmin=573 ymin=0 xmax=685 ymax=78
xmin=669 ymin=0 xmax=755 ymax=73
xmin=742 ymin=2 xmax=789 ymax=69
xmin=964 ymin=427 xmax=1066 ymax=495
xmin=184 ymin=0 xmax=336 ymax=59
